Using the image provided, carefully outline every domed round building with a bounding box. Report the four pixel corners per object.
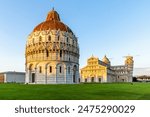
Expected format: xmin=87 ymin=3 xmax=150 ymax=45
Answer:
xmin=25 ymin=9 xmax=80 ymax=84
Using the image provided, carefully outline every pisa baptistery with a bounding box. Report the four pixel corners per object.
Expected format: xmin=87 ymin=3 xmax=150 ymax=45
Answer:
xmin=25 ymin=9 xmax=80 ymax=84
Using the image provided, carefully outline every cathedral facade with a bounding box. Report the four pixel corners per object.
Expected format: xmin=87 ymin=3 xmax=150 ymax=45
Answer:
xmin=80 ymin=55 xmax=134 ymax=83
xmin=25 ymin=9 xmax=79 ymax=84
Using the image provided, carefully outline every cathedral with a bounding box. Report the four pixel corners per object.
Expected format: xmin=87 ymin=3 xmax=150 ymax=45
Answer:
xmin=80 ymin=55 xmax=134 ymax=83
xmin=25 ymin=9 xmax=80 ymax=84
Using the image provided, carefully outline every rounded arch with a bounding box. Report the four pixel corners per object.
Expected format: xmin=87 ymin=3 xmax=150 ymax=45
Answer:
xmin=35 ymin=62 xmax=40 ymax=69
xmin=27 ymin=63 xmax=36 ymax=70
xmin=73 ymin=64 xmax=79 ymax=71
xmin=45 ymin=62 xmax=55 ymax=69
xmin=56 ymin=62 xmax=66 ymax=69
xmin=27 ymin=63 xmax=37 ymax=83
xmin=45 ymin=62 xmax=51 ymax=68
xmin=28 ymin=64 xmax=34 ymax=70
xmin=66 ymin=63 xmax=72 ymax=74
xmin=56 ymin=62 xmax=66 ymax=74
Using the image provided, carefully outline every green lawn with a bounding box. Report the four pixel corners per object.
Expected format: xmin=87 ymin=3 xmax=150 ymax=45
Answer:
xmin=0 ymin=83 xmax=150 ymax=100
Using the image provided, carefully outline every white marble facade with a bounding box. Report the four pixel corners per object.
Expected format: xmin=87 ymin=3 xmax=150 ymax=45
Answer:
xmin=80 ymin=56 xmax=134 ymax=83
xmin=25 ymin=9 xmax=79 ymax=84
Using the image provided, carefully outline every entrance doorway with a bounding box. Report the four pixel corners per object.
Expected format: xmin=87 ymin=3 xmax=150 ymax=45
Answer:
xmin=73 ymin=65 xmax=77 ymax=83
xmin=85 ymin=79 xmax=87 ymax=83
xmin=122 ymin=79 xmax=125 ymax=82
xmin=91 ymin=77 xmax=94 ymax=82
xmin=31 ymin=73 xmax=35 ymax=83
xmin=98 ymin=78 xmax=101 ymax=83
xmin=73 ymin=75 xmax=76 ymax=83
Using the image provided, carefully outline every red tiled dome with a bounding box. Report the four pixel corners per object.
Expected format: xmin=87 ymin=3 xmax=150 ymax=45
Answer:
xmin=33 ymin=9 xmax=73 ymax=33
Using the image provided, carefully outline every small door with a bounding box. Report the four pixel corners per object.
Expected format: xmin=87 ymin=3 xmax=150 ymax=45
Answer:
xmin=32 ymin=73 xmax=35 ymax=83
xmin=122 ymin=79 xmax=125 ymax=82
xmin=99 ymin=78 xmax=101 ymax=83
xmin=73 ymin=75 xmax=76 ymax=83
xmin=85 ymin=79 xmax=87 ymax=83
xmin=91 ymin=77 xmax=94 ymax=82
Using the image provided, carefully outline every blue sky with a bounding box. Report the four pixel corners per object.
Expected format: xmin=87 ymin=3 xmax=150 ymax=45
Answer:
xmin=0 ymin=0 xmax=150 ymax=75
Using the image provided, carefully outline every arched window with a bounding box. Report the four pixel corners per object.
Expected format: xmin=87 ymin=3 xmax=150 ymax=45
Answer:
xmin=67 ymin=37 xmax=69 ymax=43
xmin=58 ymin=35 xmax=60 ymax=41
xmin=49 ymin=66 xmax=52 ymax=73
xmin=60 ymin=66 xmax=62 ymax=73
xmin=32 ymin=38 xmax=35 ymax=44
xmin=68 ymin=66 xmax=70 ymax=74
xmin=46 ymin=49 xmax=49 ymax=57
xmin=48 ymin=35 xmax=51 ymax=41
xmin=60 ymin=50 xmax=62 ymax=58
xmin=39 ymin=66 xmax=42 ymax=73
xmin=73 ymin=65 xmax=77 ymax=83
xmin=39 ymin=36 xmax=42 ymax=42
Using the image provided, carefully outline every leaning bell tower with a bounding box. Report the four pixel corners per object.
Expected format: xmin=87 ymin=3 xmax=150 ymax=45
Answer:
xmin=125 ymin=56 xmax=134 ymax=82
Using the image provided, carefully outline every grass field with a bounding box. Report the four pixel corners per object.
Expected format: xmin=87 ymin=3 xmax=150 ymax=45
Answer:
xmin=0 ymin=83 xmax=150 ymax=100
